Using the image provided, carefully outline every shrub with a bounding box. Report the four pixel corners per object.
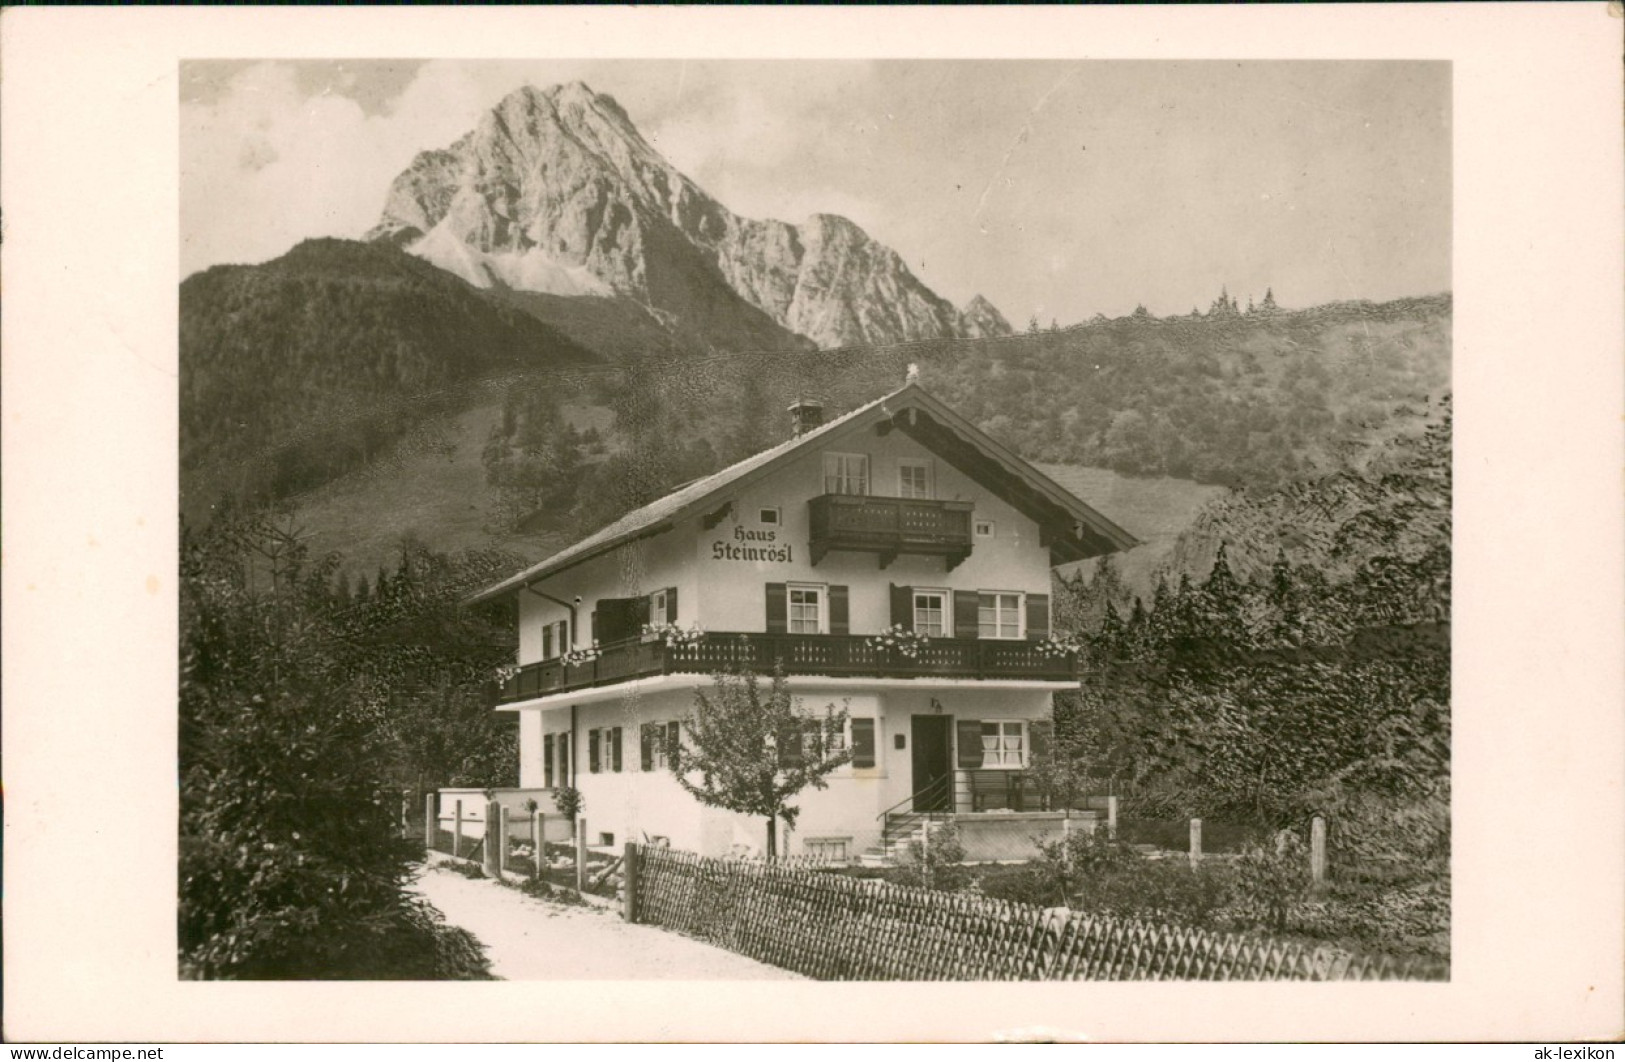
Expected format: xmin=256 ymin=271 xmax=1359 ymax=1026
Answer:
xmin=1228 ymin=832 xmax=1312 ymax=933
xmin=553 ymin=785 xmax=584 ymax=823
xmin=895 ymin=822 xmax=971 ymax=892
xmin=1034 ymin=826 xmax=1231 ymax=929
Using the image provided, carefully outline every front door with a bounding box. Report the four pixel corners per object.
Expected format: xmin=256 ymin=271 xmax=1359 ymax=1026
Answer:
xmin=910 ymin=715 xmax=953 ymax=811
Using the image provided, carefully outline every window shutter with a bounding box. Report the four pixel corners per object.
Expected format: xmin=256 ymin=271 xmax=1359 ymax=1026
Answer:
xmin=954 ymin=590 xmax=980 ymax=639
xmin=544 ymin=734 xmax=555 ymax=788
xmin=829 ymin=585 xmax=850 ymax=635
xmin=666 ymin=587 xmax=678 ymax=624
xmin=765 ymin=582 xmax=788 ymax=634
xmin=589 ymin=729 xmax=601 ymax=773
xmin=890 ymin=584 xmax=912 ymax=629
xmin=542 ymin=624 xmax=553 ymax=661
xmin=955 ymin=718 xmax=985 ymax=769
xmin=560 ymin=738 xmax=570 ymax=784
xmin=611 ymin=727 xmax=623 ymax=772
xmin=640 ymin=724 xmax=654 ymax=772
xmin=1026 ymin=593 xmax=1050 ymax=640
xmin=851 ymin=717 xmax=876 ymax=769
xmin=666 ymin=721 xmax=681 ymax=765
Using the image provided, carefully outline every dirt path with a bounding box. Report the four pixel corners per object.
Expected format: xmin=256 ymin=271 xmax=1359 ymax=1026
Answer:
xmin=410 ymin=859 xmax=804 ymax=980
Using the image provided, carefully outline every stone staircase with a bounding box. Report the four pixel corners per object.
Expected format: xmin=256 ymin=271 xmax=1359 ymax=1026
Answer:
xmin=858 ymin=810 xmax=948 ymax=867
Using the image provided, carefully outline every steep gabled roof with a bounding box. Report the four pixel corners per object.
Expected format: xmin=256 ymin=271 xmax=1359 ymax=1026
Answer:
xmin=466 ymin=381 xmax=1139 ymax=605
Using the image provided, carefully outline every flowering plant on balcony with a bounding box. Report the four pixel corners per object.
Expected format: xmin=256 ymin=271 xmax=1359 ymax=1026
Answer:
xmin=492 ymin=663 xmax=521 ymax=685
xmin=866 ymin=624 xmax=933 ymax=660
xmin=561 ymin=642 xmax=602 ymax=667
xmin=641 ymin=621 xmax=707 ymax=648
xmin=1034 ymin=634 xmax=1084 ymax=659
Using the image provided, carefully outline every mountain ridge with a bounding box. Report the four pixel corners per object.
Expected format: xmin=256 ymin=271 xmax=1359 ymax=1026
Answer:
xmin=369 ymin=81 xmax=975 ymax=349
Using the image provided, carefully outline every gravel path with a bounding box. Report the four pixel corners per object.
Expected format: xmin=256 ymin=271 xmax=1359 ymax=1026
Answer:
xmin=410 ymin=859 xmax=804 ymax=980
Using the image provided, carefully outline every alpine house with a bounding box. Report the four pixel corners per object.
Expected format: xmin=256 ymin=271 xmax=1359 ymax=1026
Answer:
xmin=467 ymin=373 xmax=1138 ymax=863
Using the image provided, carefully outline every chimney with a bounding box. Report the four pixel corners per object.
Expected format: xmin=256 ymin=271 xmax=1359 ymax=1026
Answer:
xmin=788 ymin=396 xmax=825 ymax=437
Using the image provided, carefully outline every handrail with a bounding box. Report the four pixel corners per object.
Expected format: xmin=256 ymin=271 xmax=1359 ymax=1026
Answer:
xmin=876 ymin=772 xmax=954 ymax=823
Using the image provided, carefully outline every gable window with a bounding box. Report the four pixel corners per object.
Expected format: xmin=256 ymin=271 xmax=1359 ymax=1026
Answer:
xmin=823 ymin=452 xmax=870 ymax=496
xmin=978 ymin=591 xmax=1024 ymax=639
xmin=788 ymin=583 xmax=826 ymax=634
xmin=974 ymin=519 xmax=995 ymax=539
xmin=981 ymin=721 xmax=1026 ymax=768
xmin=912 ymin=589 xmax=948 ymax=637
xmin=898 ymin=458 xmax=933 ymax=499
xmin=759 ymin=507 xmax=781 ymax=526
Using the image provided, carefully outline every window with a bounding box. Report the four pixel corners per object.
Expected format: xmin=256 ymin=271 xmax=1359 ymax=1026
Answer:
xmin=589 ymin=727 xmax=623 ymax=773
xmin=649 ymin=588 xmax=669 ymax=626
xmin=541 ymin=619 xmax=569 ymax=660
xmin=823 ymin=452 xmax=870 ymax=496
xmin=759 ymin=507 xmax=780 ymax=526
xmin=974 ymin=519 xmax=995 ymax=539
xmin=912 ymin=589 xmax=948 ymax=636
xmin=981 ymin=721 xmax=1026 ymax=768
xmin=978 ymin=592 xmax=1024 ymax=639
xmin=788 ymin=583 xmax=826 ymax=634
xmin=641 ymin=721 xmax=681 ymax=771
xmin=851 ymin=717 xmax=877 ymax=769
xmin=804 ymin=837 xmax=851 ymax=865
xmin=898 ymin=458 xmax=933 ymax=499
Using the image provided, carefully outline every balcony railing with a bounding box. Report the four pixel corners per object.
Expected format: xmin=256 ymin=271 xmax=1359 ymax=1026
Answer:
xmin=808 ymin=493 xmax=974 ymax=569
xmin=497 ymin=632 xmax=1078 ymax=705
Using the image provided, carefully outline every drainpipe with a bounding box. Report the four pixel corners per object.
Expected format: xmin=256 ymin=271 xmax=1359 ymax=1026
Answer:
xmin=523 ymin=583 xmax=580 ymax=648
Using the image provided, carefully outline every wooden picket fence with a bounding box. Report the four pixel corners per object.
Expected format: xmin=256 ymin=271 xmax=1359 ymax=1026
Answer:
xmin=626 ymin=845 xmax=1447 ymax=982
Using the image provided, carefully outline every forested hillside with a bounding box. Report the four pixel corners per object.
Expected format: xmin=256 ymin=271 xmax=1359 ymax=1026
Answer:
xmin=180 ymin=239 xmax=600 ymax=517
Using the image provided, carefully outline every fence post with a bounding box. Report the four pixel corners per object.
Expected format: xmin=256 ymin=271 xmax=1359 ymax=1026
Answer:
xmin=453 ymin=800 xmax=464 ymax=861
xmin=499 ymin=805 xmax=511 ymax=878
xmin=1105 ymin=795 xmax=1118 ymax=838
xmin=623 ymin=842 xmax=640 ymax=923
xmin=483 ymin=800 xmax=502 ymax=878
xmin=575 ymin=817 xmax=589 ymax=894
xmin=1310 ymin=815 xmax=1327 ymax=893
xmin=400 ymin=791 xmax=411 ymax=839
xmin=532 ymin=812 xmax=545 ymax=882
xmin=1189 ymin=817 xmax=1203 ymax=868
xmin=423 ymin=792 xmax=437 ymax=850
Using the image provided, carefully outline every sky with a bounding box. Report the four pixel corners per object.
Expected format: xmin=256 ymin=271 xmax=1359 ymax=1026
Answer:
xmin=181 ymin=59 xmax=1450 ymax=324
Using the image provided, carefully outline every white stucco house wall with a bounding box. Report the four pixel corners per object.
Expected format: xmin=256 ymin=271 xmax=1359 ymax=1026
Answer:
xmin=465 ymin=377 xmax=1138 ymax=863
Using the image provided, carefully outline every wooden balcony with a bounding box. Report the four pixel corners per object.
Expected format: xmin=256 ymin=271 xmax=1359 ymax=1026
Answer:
xmin=808 ymin=493 xmax=974 ymax=569
xmin=497 ymin=632 xmax=1078 ymax=705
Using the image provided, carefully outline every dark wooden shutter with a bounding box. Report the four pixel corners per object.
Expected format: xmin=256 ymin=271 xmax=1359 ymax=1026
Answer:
xmin=640 ymin=724 xmax=654 ymax=772
xmin=589 ymin=729 xmax=601 ymax=773
xmin=560 ymin=738 xmax=570 ymax=784
xmin=1026 ymin=593 xmax=1050 ymax=640
xmin=611 ymin=727 xmax=623 ymax=772
xmin=543 ymin=624 xmax=554 ymax=661
xmin=765 ymin=582 xmax=788 ymax=634
xmin=544 ymin=734 xmax=555 ymax=787
xmin=666 ymin=587 xmax=678 ymax=624
xmin=890 ymin=583 xmax=912 ymax=629
xmin=956 ymin=718 xmax=985 ymax=769
xmin=954 ymin=590 xmax=980 ymax=639
xmin=666 ymin=721 xmax=681 ymax=765
xmin=829 ymin=585 xmax=850 ymax=635
xmin=851 ymin=717 xmax=876 ymax=769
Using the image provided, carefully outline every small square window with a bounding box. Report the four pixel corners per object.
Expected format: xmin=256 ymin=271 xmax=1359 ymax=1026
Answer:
xmin=975 ymin=519 xmax=996 ymax=538
xmin=759 ymin=507 xmax=781 ymax=526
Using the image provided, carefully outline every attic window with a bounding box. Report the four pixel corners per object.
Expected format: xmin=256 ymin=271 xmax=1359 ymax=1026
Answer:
xmin=759 ymin=507 xmax=781 ymax=526
xmin=975 ymin=519 xmax=996 ymax=538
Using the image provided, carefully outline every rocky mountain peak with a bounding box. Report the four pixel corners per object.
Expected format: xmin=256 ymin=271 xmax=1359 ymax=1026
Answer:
xmin=367 ymin=82 xmax=972 ymax=349
xmin=960 ymin=294 xmax=1014 ymax=338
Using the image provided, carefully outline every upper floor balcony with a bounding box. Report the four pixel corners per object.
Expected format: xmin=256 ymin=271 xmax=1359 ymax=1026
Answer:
xmin=496 ymin=630 xmax=1078 ymax=706
xmin=808 ymin=493 xmax=975 ymax=570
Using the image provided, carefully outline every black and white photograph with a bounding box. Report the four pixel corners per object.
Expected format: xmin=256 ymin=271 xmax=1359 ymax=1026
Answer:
xmin=4 ymin=4 xmax=1622 ymax=1046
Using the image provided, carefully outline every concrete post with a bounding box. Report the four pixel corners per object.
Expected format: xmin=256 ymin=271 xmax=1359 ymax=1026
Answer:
xmin=575 ymin=817 xmax=589 ymax=894
xmin=531 ymin=812 xmax=545 ymax=882
xmin=622 ymin=842 xmax=640 ymax=923
xmin=423 ymin=792 xmax=437 ymax=850
xmin=498 ymin=805 xmax=511 ymax=878
xmin=1189 ymin=818 xmax=1203 ymax=868
xmin=453 ymin=800 xmax=464 ymax=861
xmin=483 ymin=800 xmax=502 ymax=878
xmin=1310 ymin=815 xmax=1327 ymax=893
